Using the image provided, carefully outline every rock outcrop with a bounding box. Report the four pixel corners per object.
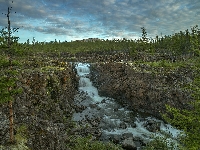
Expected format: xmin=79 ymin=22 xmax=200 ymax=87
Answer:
xmin=0 ymin=61 xmax=79 ymax=150
xmin=0 ymin=50 xmax=195 ymax=149
xmin=90 ymin=62 xmax=194 ymax=119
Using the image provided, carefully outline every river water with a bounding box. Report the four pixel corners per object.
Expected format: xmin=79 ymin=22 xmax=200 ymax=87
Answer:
xmin=72 ymin=63 xmax=182 ymax=149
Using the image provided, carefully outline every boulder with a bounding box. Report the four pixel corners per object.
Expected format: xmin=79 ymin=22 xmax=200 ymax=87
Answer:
xmin=122 ymin=137 xmax=137 ymax=150
xmin=144 ymin=120 xmax=161 ymax=132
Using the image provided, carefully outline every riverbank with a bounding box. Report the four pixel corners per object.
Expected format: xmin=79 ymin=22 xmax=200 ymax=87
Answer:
xmin=72 ymin=63 xmax=184 ymax=150
xmin=90 ymin=60 xmax=194 ymax=119
xmin=0 ymin=51 xmax=196 ymax=149
xmin=0 ymin=56 xmax=79 ymax=149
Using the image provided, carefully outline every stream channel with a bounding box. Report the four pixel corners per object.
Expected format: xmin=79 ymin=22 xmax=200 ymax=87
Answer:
xmin=72 ymin=63 xmax=182 ymax=149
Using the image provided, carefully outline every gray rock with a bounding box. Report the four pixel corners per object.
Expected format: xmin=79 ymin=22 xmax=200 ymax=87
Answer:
xmin=145 ymin=120 xmax=156 ymax=126
xmin=133 ymin=140 xmax=143 ymax=148
xmin=89 ymin=104 xmax=97 ymax=108
xmin=144 ymin=120 xmax=161 ymax=132
xmin=101 ymin=99 xmax=106 ymax=103
xmin=99 ymin=132 xmax=110 ymax=141
xmin=0 ymin=112 xmax=9 ymax=145
xmin=109 ymin=134 xmax=121 ymax=144
xmin=122 ymin=133 xmax=133 ymax=139
xmin=122 ymin=137 xmax=137 ymax=150
xmin=130 ymin=122 xmax=137 ymax=128
xmin=119 ymin=122 xmax=127 ymax=129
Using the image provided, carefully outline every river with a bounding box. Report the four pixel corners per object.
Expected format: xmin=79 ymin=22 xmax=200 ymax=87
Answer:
xmin=72 ymin=62 xmax=182 ymax=149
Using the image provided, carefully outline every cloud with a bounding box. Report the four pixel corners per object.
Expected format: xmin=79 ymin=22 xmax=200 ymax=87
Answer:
xmin=0 ymin=0 xmax=199 ymax=42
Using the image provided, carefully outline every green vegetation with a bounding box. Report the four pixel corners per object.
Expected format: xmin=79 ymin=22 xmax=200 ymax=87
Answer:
xmin=67 ymin=135 xmax=123 ymax=150
xmin=11 ymin=25 xmax=198 ymax=62
xmin=0 ymin=127 xmax=29 ymax=150
xmin=0 ymin=3 xmax=200 ymax=149
xmin=0 ymin=55 xmax=22 ymax=103
xmin=1 ymin=24 xmax=200 ymax=148
xmin=1 ymin=26 xmax=200 ymax=149
xmin=0 ymin=3 xmax=23 ymax=144
xmin=144 ymin=133 xmax=179 ymax=150
xmin=0 ymin=54 xmax=22 ymax=144
xmin=163 ymin=69 xmax=200 ymax=150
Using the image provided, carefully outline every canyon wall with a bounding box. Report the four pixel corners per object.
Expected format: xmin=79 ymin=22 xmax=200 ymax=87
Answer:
xmin=90 ymin=62 xmax=194 ymax=119
xmin=0 ymin=61 xmax=78 ymax=149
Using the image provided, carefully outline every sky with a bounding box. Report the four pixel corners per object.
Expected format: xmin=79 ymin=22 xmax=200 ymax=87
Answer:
xmin=0 ymin=0 xmax=200 ymax=43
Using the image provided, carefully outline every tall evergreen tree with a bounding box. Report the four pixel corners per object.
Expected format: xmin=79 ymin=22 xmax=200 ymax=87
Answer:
xmin=0 ymin=1 xmax=22 ymax=143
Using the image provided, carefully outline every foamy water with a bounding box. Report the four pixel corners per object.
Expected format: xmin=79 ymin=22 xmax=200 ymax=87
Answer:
xmin=73 ymin=62 xmax=183 ymax=149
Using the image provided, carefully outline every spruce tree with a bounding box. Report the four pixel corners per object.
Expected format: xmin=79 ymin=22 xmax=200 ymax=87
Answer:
xmin=0 ymin=56 xmax=22 ymax=143
xmin=0 ymin=1 xmax=22 ymax=144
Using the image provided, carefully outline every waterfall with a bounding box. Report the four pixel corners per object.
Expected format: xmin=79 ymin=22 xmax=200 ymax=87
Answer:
xmin=73 ymin=62 xmax=183 ymax=149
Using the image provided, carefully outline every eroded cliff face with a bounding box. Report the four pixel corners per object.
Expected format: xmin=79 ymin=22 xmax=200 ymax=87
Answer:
xmin=90 ymin=62 xmax=194 ymax=119
xmin=0 ymin=61 xmax=79 ymax=150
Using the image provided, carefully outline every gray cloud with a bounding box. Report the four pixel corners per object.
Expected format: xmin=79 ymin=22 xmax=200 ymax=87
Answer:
xmin=0 ymin=0 xmax=200 ymax=42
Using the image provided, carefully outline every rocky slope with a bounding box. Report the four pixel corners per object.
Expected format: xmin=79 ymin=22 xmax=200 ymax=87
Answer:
xmin=0 ymin=51 xmax=195 ymax=149
xmin=90 ymin=62 xmax=194 ymax=119
xmin=0 ymin=58 xmax=79 ymax=150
